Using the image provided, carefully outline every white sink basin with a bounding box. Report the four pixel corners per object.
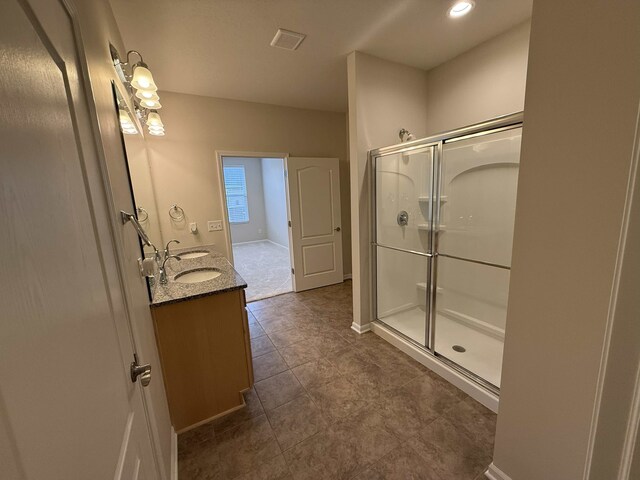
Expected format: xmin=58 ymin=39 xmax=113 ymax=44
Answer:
xmin=175 ymin=268 xmax=221 ymax=284
xmin=179 ymin=250 xmax=210 ymax=259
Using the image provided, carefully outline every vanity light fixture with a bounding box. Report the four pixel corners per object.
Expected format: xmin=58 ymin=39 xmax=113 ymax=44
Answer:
xmin=140 ymin=98 xmax=162 ymax=110
xmin=146 ymin=111 xmax=165 ymax=136
xmin=111 ymin=45 xmax=166 ymax=137
xmin=448 ymin=0 xmax=475 ymax=17
xmin=119 ymin=109 xmax=138 ymax=135
xmin=136 ymin=90 xmax=160 ymax=102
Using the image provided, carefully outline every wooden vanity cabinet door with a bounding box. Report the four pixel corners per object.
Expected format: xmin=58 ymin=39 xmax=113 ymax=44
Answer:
xmin=151 ymin=289 xmax=253 ymax=432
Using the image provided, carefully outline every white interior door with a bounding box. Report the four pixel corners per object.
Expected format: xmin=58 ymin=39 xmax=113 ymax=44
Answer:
xmin=286 ymin=157 xmax=343 ymax=291
xmin=0 ymin=0 xmax=157 ymax=478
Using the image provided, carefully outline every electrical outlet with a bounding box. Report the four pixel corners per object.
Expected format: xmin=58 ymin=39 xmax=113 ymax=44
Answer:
xmin=208 ymin=220 xmax=223 ymax=232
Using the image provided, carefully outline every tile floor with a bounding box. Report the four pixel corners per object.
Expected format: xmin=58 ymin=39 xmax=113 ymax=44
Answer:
xmin=178 ymin=281 xmax=496 ymax=480
xmin=232 ymin=241 xmax=293 ymax=302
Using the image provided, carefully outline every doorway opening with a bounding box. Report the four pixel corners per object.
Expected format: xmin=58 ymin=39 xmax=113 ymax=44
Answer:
xmin=221 ymin=156 xmax=292 ymax=302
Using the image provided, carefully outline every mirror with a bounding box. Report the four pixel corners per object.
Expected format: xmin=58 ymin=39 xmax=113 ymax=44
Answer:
xmin=112 ymin=81 xmax=163 ymax=297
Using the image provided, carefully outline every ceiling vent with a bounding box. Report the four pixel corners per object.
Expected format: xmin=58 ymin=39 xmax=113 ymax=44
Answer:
xmin=270 ymin=28 xmax=306 ymax=51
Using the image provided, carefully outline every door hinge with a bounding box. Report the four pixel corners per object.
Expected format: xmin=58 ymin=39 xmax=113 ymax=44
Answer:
xmin=291 ymin=268 xmax=295 ymax=274
xmin=288 ymin=220 xmax=292 ymax=227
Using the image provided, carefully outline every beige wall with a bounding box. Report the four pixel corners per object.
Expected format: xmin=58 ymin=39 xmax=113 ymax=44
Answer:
xmin=347 ymin=51 xmax=429 ymax=328
xmin=424 ymin=21 xmax=530 ymax=135
xmin=144 ymin=91 xmax=351 ymax=274
xmin=492 ymin=0 xmax=640 ymax=478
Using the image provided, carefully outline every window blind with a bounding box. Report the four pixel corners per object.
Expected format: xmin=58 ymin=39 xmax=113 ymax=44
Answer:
xmin=223 ymin=165 xmax=249 ymax=223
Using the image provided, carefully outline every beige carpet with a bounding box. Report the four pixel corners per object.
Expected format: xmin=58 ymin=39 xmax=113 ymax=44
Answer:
xmin=232 ymin=240 xmax=293 ymax=302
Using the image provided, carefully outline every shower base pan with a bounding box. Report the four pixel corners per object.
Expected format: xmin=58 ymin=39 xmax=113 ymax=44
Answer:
xmin=371 ymin=312 xmax=501 ymax=413
xmin=378 ymin=306 xmax=503 ymax=388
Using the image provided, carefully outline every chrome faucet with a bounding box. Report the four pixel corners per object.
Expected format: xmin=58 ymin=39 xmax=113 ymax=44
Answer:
xmin=159 ymin=254 xmax=181 ymax=285
xmin=152 ymin=244 xmax=162 ymax=264
xmin=164 ymin=239 xmax=180 ymax=259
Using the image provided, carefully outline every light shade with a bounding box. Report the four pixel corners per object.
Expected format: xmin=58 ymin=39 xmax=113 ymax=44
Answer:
xmin=146 ymin=112 xmax=164 ymax=127
xmin=148 ymin=128 xmax=165 ymax=136
xmin=136 ymin=90 xmax=160 ymax=102
xmin=140 ymin=98 xmax=162 ymax=109
xmin=119 ymin=110 xmax=134 ymax=126
xmin=448 ymin=1 xmax=475 ymax=17
xmin=130 ymin=65 xmax=157 ymax=91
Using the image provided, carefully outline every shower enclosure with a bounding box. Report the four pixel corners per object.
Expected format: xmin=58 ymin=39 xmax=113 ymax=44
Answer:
xmin=371 ymin=113 xmax=522 ymax=393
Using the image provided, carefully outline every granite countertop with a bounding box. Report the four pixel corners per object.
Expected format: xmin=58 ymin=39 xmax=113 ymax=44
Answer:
xmin=150 ymin=245 xmax=247 ymax=307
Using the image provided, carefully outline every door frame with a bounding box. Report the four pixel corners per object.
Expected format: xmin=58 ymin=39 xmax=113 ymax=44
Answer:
xmin=215 ymin=150 xmax=290 ymax=268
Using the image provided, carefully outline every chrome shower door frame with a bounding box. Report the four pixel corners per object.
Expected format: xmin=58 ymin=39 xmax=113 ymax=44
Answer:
xmin=370 ymin=143 xmax=438 ymax=351
xmin=369 ymin=112 xmax=524 ymax=395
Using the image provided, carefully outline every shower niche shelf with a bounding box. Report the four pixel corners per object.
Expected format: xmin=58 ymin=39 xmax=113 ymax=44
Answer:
xmin=417 ymin=282 xmax=443 ymax=294
xmin=418 ymin=195 xmax=448 ymax=203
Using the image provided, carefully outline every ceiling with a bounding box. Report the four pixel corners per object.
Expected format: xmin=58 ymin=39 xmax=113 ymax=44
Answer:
xmin=110 ymin=0 xmax=532 ymax=112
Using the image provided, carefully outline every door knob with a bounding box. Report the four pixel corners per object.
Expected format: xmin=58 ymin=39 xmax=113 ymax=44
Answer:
xmin=130 ymin=353 xmax=152 ymax=387
xmin=334 ymin=227 xmax=341 ymax=232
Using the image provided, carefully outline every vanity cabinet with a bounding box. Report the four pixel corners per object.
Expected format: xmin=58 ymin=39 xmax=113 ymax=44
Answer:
xmin=151 ymin=288 xmax=253 ymax=432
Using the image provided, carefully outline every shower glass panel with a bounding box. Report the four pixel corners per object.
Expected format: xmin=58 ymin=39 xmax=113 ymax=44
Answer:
xmin=437 ymin=127 xmax=522 ymax=266
xmin=375 ymin=147 xmax=434 ymax=254
xmin=434 ymin=126 xmax=522 ymax=388
xmin=376 ymin=246 xmax=429 ymax=345
xmin=435 ymin=256 xmax=510 ymax=387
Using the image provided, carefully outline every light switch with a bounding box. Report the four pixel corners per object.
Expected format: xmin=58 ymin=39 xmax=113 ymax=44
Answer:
xmin=208 ymin=220 xmax=223 ymax=232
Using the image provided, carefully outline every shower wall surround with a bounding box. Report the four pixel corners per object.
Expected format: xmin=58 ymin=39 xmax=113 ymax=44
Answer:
xmin=371 ymin=114 xmax=522 ymax=394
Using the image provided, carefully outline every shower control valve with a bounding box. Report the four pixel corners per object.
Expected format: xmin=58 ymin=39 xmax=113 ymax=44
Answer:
xmin=397 ymin=211 xmax=409 ymax=227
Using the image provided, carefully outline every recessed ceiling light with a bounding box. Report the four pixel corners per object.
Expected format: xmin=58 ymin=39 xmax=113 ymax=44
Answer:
xmin=448 ymin=1 xmax=475 ymax=18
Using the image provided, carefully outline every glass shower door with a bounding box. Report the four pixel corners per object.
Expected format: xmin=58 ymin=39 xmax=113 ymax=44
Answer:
xmin=374 ymin=146 xmax=434 ymax=346
xmin=434 ymin=127 xmax=522 ymax=388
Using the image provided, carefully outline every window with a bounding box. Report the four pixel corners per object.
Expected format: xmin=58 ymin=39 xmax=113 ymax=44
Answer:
xmin=223 ymin=165 xmax=249 ymax=223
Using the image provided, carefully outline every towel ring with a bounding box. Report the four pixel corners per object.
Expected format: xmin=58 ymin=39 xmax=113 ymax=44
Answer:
xmin=169 ymin=204 xmax=185 ymax=221
xmin=136 ymin=206 xmax=149 ymax=222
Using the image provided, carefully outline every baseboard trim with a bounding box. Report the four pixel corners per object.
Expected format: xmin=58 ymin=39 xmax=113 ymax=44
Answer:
xmin=266 ymin=239 xmax=289 ymax=250
xmin=171 ymin=427 xmax=178 ymax=480
xmin=371 ymin=321 xmax=499 ymax=413
xmin=485 ymin=463 xmax=512 ymax=480
xmin=343 ymin=273 xmax=352 ymax=280
xmin=351 ymin=321 xmax=371 ymax=334
xmin=231 ymin=239 xmax=268 ymax=246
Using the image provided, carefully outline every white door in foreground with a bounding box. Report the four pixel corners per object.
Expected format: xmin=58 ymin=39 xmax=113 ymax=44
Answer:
xmin=0 ymin=0 xmax=157 ymax=477
xmin=286 ymin=157 xmax=343 ymax=291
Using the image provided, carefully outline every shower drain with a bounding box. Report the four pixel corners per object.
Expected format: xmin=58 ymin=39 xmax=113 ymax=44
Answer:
xmin=452 ymin=345 xmax=466 ymax=353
